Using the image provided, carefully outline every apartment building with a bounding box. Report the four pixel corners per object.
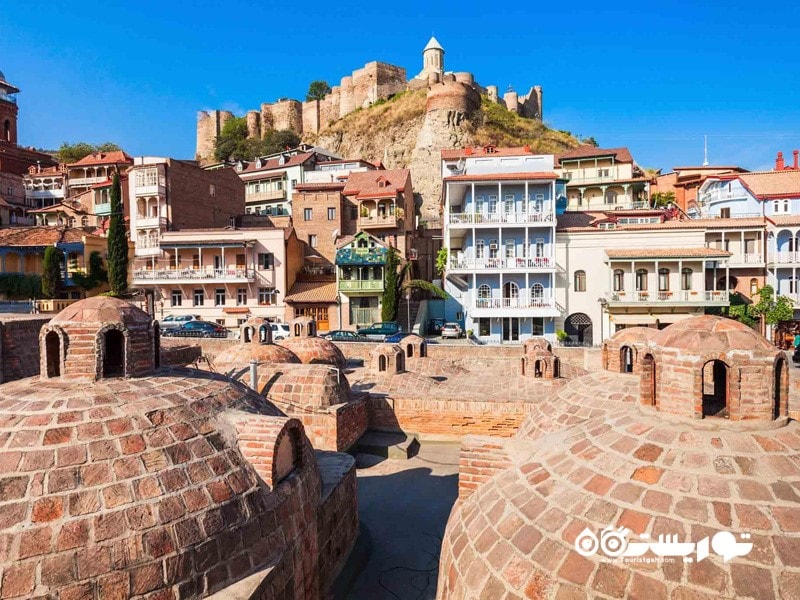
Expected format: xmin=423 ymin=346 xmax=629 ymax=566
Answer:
xmin=66 ymin=151 xmax=133 ymax=197
xmin=557 ymin=147 xmax=651 ymax=211
xmin=654 ymin=165 xmax=747 ymax=212
xmin=129 ymin=157 xmax=244 ymax=260
xmin=131 ymin=226 xmax=303 ymax=327
xmin=441 ymin=146 xmax=563 ymax=342
xmin=24 ymin=164 xmax=66 ymax=209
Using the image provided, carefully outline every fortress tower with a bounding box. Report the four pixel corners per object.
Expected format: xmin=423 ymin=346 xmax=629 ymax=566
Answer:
xmin=417 ymin=36 xmax=445 ymax=80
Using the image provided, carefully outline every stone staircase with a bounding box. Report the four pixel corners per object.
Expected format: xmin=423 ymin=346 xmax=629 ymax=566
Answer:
xmin=396 ymin=298 xmax=421 ymax=333
xmin=354 ymin=429 xmax=420 ymax=460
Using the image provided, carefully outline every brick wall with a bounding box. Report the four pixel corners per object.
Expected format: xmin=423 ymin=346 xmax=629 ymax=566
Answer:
xmin=458 ymin=435 xmax=513 ymax=500
xmin=291 ymin=190 xmax=344 ymax=264
xmin=0 ymin=317 xmax=49 ymax=382
xmin=167 ymin=160 xmax=244 ymax=229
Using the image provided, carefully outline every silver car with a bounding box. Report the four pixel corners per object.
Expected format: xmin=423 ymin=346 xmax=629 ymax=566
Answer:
xmin=441 ymin=322 xmax=463 ymax=339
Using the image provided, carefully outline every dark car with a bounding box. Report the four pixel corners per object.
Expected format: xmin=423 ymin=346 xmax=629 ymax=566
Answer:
xmin=357 ymin=322 xmax=402 ymax=341
xmin=428 ymin=318 xmax=446 ymax=335
xmin=323 ymin=330 xmax=367 ymax=342
xmin=385 ymin=331 xmax=411 ymax=344
xmin=793 ymin=347 xmax=800 ymax=365
xmin=164 ymin=320 xmax=227 ymax=338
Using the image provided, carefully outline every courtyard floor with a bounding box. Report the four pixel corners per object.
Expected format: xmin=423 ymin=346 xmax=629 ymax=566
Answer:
xmin=336 ymin=441 xmax=460 ymax=600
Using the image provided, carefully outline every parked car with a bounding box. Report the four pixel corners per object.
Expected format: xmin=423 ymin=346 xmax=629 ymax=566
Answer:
xmin=159 ymin=314 xmax=201 ymax=330
xmin=357 ymin=321 xmax=402 ymax=341
xmin=164 ymin=320 xmax=227 ymax=338
xmin=385 ymin=331 xmax=411 ymax=344
xmin=441 ymin=322 xmax=463 ymax=339
xmin=323 ymin=330 xmax=368 ymax=342
xmin=428 ymin=318 xmax=446 ymax=335
xmin=271 ymin=323 xmax=291 ymax=341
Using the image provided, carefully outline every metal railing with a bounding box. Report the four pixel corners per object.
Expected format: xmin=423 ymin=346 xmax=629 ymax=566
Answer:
xmin=132 ymin=267 xmax=255 ymax=281
xmin=725 ymin=253 xmax=763 ymax=264
xmin=606 ymin=290 xmax=729 ymax=303
xmin=246 ymin=189 xmax=286 ymax=202
xmin=473 ymin=296 xmax=556 ymax=310
xmin=358 ymin=215 xmax=397 ymax=228
xmin=770 ymin=251 xmax=800 ymax=264
xmin=449 ymin=256 xmax=554 ymax=270
xmin=448 ymin=211 xmax=553 ymax=225
xmin=339 ymin=280 xmax=384 ymax=291
xmin=135 ymin=216 xmax=167 ymax=228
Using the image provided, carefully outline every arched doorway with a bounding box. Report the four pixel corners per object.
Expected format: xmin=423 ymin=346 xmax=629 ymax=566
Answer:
xmin=640 ymin=354 xmax=656 ymax=406
xmin=45 ymin=331 xmax=61 ymax=377
xmin=378 ymin=355 xmax=387 ymax=372
xmin=702 ymin=360 xmax=728 ymax=417
xmin=564 ymin=313 xmax=593 ymax=346
xmin=406 ymin=344 xmax=414 ymax=358
xmin=103 ymin=330 xmax=125 ymax=377
xmin=534 ymin=360 xmax=543 ymax=378
xmin=621 ymin=346 xmax=634 ymax=373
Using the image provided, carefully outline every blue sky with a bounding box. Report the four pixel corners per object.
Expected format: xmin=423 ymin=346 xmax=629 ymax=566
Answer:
xmin=2 ymin=1 xmax=799 ymax=172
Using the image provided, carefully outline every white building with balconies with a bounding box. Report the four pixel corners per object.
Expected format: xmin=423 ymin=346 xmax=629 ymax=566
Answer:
xmin=441 ymin=146 xmax=565 ymax=342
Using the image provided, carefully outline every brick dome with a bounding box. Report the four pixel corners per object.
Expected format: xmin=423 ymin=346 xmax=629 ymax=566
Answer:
xmin=49 ymin=296 xmax=152 ymax=328
xmin=0 ymin=366 xmax=343 ymax=598
xmin=439 ymin=409 xmax=800 ymax=599
xmin=213 ymin=343 xmax=300 ymax=376
xmin=652 ymin=315 xmax=775 ymax=354
xmin=602 ymin=327 xmax=659 ymax=374
xmin=278 ymin=337 xmax=346 ymax=369
xmin=257 ymin=364 xmax=351 ymax=409
xmin=608 ymin=326 xmax=658 ymax=346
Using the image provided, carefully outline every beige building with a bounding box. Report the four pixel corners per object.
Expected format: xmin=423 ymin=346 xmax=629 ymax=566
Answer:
xmin=131 ymin=226 xmax=304 ymax=327
xmin=557 ymin=146 xmax=651 ymax=211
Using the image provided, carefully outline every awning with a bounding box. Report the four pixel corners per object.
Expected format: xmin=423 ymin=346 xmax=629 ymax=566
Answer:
xmin=223 ymin=307 xmax=250 ymax=314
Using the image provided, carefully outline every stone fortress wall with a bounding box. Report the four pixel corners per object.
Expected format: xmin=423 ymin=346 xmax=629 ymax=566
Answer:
xmin=196 ymin=39 xmax=544 ymax=161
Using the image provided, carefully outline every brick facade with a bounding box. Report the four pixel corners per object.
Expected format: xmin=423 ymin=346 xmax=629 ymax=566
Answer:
xmin=0 ymin=317 xmax=50 ymax=383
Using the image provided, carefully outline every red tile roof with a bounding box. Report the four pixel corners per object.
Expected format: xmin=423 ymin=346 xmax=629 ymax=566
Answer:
xmin=238 ymin=152 xmax=315 ymax=175
xmin=605 ymin=247 xmax=732 ymax=259
xmin=0 ymin=226 xmax=90 ymax=246
xmin=343 ymin=169 xmax=410 ymax=200
xmin=67 ymin=151 xmax=133 ymax=167
xmin=444 ymin=172 xmax=559 ymax=182
xmin=712 ymin=170 xmax=800 ymax=199
xmin=557 ymin=146 xmax=634 ymax=164
xmin=441 ymin=146 xmax=538 ymax=160
xmin=294 ymin=182 xmax=346 ymax=192
xmin=284 ymin=280 xmax=338 ymax=304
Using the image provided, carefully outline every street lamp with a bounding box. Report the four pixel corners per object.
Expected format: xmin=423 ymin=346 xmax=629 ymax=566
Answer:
xmin=597 ymin=296 xmax=609 ymax=344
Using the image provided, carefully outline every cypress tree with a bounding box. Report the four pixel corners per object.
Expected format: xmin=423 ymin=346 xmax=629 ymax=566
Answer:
xmin=106 ymin=172 xmax=128 ymax=296
xmin=41 ymin=246 xmax=62 ymax=299
xmin=381 ymin=248 xmax=399 ymax=321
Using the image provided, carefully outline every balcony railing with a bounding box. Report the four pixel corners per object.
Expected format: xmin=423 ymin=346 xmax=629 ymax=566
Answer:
xmin=94 ymin=202 xmax=112 ymax=216
xmin=725 ymin=253 xmax=763 ymax=265
xmin=358 ymin=215 xmax=397 ymax=228
xmin=246 ymin=189 xmax=286 ymax=202
xmin=473 ymin=296 xmax=556 ymax=310
xmin=26 ymin=189 xmax=64 ymax=199
xmin=134 ymin=183 xmax=166 ymax=197
xmin=449 ymin=256 xmax=554 ymax=270
xmin=68 ymin=176 xmax=107 ymax=187
xmin=132 ymin=267 xmax=255 ymax=282
xmin=448 ymin=211 xmax=553 ymax=225
xmin=135 ymin=216 xmax=168 ymax=229
xmin=606 ymin=290 xmax=729 ymax=304
xmin=339 ymin=280 xmax=384 ymax=292
xmin=770 ymin=251 xmax=800 ymax=264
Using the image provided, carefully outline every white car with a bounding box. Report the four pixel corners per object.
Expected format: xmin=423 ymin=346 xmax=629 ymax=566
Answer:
xmin=271 ymin=323 xmax=291 ymax=341
xmin=441 ymin=322 xmax=463 ymax=339
xmin=160 ymin=314 xmax=201 ymax=330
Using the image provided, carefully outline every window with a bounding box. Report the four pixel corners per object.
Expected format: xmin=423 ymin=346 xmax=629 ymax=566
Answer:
xmin=215 ymin=289 xmax=225 ymax=306
xmin=785 ymin=200 xmax=790 ymax=213
xmin=750 ymin=278 xmax=759 ymax=296
xmin=478 ymin=318 xmax=490 ymax=337
xmin=135 ymin=168 xmax=158 ymax=187
xmin=505 ymin=239 xmax=515 ymax=259
xmin=613 ymin=269 xmax=624 ymax=292
xmin=475 ymin=239 xmax=485 ymax=259
xmin=604 ymin=190 xmax=618 ymax=204
xmin=327 ymin=207 xmax=336 ymax=220
xmin=488 ymin=239 xmax=498 ymax=259
xmin=574 ymin=270 xmax=586 ymax=292
xmin=636 ymin=269 xmax=648 ymax=292
xmin=774 ymin=200 xmax=779 ymax=213
xmin=477 ymin=284 xmax=491 ymax=307
xmin=193 ymin=289 xmax=204 ymax=307
xmin=531 ymin=283 xmax=544 ymax=302
xmin=658 ymin=268 xmax=670 ymax=292
xmin=532 ymin=317 xmax=544 ymax=336
xmin=171 ymin=290 xmax=182 ymax=307
xmin=682 ymin=268 xmax=693 ymax=291
xmin=236 ymin=288 xmax=247 ymax=306
xmin=209 ymin=184 xmax=216 ymax=197
xmin=309 ymin=234 xmax=318 ymax=248
xmin=258 ymin=287 xmax=276 ymax=305
xmin=598 ymin=168 xmax=610 ymax=177
xmin=303 ymin=208 xmax=313 ymax=221
xmin=258 ymin=253 xmax=274 ymax=269
xmin=720 ymin=207 xmax=731 ymax=219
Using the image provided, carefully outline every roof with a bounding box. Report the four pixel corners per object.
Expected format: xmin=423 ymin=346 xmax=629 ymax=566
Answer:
xmin=556 ymin=146 xmax=633 ymax=164
xmin=51 ymin=296 xmax=150 ymax=326
xmin=444 ymin=172 xmax=559 ymax=182
xmin=67 ymin=151 xmax=133 ymax=167
xmin=284 ymin=280 xmax=338 ymax=303
xmin=27 ymin=200 xmax=88 ymax=215
xmin=673 ymin=165 xmax=747 ymax=172
xmin=294 ymin=182 xmax=346 ymax=192
xmin=557 ymin=211 xmax=766 ymax=232
xmin=566 ymin=176 xmax=650 ymax=186
xmin=768 ymin=215 xmax=800 ymax=227
xmin=423 ymin=36 xmax=444 ymax=52
xmin=605 ymin=247 xmax=733 ymax=259
xmin=0 ymin=226 xmax=89 ymax=247
xmin=441 ymin=146 xmax=537 ymax=160
xmin=237 ymin=152 xmax=315 ymax=175
xmin=737 ymin=170 xmax=800 ymax=199
xmin=343 ymin=169 xmax=410 ymax=200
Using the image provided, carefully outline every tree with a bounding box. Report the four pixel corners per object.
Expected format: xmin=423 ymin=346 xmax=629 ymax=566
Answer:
xmin=57 ymin=141 xmax=121 ymax=164
xmin=262 ymin=129 xmax=301 ymax=154
xmin=751 ymin=285 xmax=794 ymax=325
xmin=435 ymin=247 xmax=449 ymax=276
xmin=382 ymin=248 xmax=400 ymax=321
xmin=651 ymin=191 xmax=676 ymax=208
xmin=213 ymin=117 xmax=250 ymax=162
xmin=72 ymin=251 xmax=108 ymax=292
xmin=581 ymin=137 xmax=599 ymax=147
xmin=41 ymin=247 xmax=63 ymax=299
xmin=106 ymin=173 xmax=128 ymax=296
xmin=306 ymin=80 xmax=331 ymax=101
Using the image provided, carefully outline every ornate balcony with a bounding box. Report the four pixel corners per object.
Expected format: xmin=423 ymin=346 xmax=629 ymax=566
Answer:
xmin=448 ymin=211 xmax=553 ymax=226
xmin=605 ymin=290 xmax=729 ymax=306
xmin=132 ymin=267 xmax=255 ymax=284
xmin=339 ymin=279 xmax=384 ymax=292
xmin=449 ymin=256 xmax=554 ymax=271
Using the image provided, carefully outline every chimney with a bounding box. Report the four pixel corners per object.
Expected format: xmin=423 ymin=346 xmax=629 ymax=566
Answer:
xmin=465 ymin=147 xmax=473 ymax=155
xmin=523 ymin=144 xmax=531 ymax=153
xmin=776 ymin=151 xmax=785 ymax=170
xmin=794 ymin=150 xmax=799 ymax=170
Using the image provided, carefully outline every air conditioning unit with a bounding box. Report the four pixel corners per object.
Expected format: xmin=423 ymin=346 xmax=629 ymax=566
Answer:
xmin=408 ymin=248 xmax=418 ymax=260
xmin=489 ymin=243 xmax=499 ymax=250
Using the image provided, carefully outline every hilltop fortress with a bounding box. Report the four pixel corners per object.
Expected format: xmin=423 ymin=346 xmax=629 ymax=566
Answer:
xmin=196 ymin=38 xmax=543 ymax=161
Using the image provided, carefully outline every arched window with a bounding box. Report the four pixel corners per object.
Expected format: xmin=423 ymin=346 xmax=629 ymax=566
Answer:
xmin=531 ymin=283 xmax=544 ymax=302
xmin=658 ymin=268 xmax=670 ymax=292
xmin=103 ymin=330 xmax=125 ymax=378
xmin=604 ymin=189 xmax=618 ymax=204
xmin=621 ymin=346 xmax=634 ymax=373
xmin=574 ymin=270 xmax=586 ymax=292
xmin=635 ymin=269 xmax=648 ymax=291
xmin=503 ymin=282 xmax=519 ymax=307
xmin=613 ymin=269 xmax=624 ymax=292
xmin=750 ymin=278 xmax=759 ymax=297
xmin=681 ymin=268 xmax=693 ymax=291
xmin=477 ymin=284 xmax=491 ymax=299
xmin=45 ymin=331 xmax=61 ymax=377
xmin=378 ymin=354 xmax=387 ymax=372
